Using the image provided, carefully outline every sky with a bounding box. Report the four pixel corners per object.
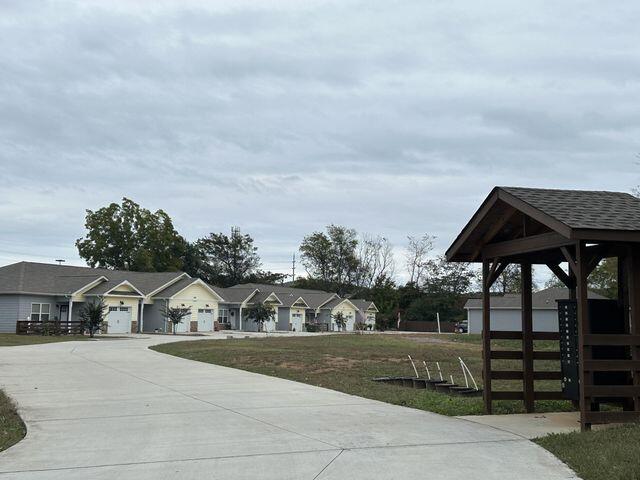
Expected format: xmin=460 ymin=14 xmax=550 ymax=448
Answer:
xmin=1 ymin=0 xmax=640 ymax=283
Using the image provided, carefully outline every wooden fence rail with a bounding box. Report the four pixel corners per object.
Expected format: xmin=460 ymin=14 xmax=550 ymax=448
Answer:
xmin=16 ymin=321 xmax=85 ymax=336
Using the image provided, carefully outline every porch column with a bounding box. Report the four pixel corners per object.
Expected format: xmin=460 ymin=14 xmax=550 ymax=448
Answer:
xmin=482 ymin=259 xmax=492 ymax=414
xmin=68 ymin=299 xmax=73 ymax=323
xmin=521 ymin=262 xmax=534 ymax=412
xmin=575 ymin=241 xmax=591 ymax=431
xmin=139 ymin=299 xmax=144 ymax=334
xmin=239 ymin=306 xmax=243 ymax=331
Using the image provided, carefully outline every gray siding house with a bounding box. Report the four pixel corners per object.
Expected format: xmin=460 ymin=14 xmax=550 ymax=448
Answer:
xmin=464 ymin=287 xmax=606 ymax=333
xmin=0 ymin=262 xmax=378 ymax=334
xmin=0 ymin=262 xmax=223 ymax=334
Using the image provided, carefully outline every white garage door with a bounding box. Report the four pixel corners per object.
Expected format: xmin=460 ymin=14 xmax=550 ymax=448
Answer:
xmin=291 ymin=313 xmax=304 ymax=332
xmin=173 ymin=313 xmax=190 ymax=333
xmin=107 ymin=306 xmax=131 ymax=334
xmin=197 ymin=309 xmax=214 ymax=332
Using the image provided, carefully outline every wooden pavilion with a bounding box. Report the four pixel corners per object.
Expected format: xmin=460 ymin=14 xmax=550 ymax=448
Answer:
xmin=446 ymin=186 xmax=640 ymax=431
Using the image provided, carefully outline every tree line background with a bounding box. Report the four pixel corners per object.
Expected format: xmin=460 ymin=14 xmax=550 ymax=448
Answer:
xmin=75 ymin=198 xmax=617 ymax=327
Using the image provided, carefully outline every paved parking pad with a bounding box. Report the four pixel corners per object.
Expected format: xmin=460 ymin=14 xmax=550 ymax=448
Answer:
xmin=0 ymin=335 xmax=578 ymax=479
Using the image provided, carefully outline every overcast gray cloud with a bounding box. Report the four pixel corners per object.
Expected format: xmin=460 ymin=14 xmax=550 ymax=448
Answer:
xmin=1 ymin=0 xmax=640 ymax=281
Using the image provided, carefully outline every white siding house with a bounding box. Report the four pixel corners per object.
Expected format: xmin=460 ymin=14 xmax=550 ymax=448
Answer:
xmin=464 ymin=287 xmax=606 ymax=333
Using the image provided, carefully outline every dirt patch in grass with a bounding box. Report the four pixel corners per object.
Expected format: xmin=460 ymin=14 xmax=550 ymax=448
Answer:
xmin=535 ymin=424 xmax=640 ymax=480
xmin=0 ymin=390 xmax=25 ymax=452
xmin=152 ymin=333 xmax=574 ymax=417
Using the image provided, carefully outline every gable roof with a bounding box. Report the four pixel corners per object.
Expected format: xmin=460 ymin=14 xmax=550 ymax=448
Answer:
xmin=84 ymin=280 xmax=145 ymax=297
xmin=446 ymin=187 xmax=640 ymax=262
xmin=214 ymin=287 xmax=259 ymax=304
xmin=350 ymin=299 xmax=379 ymax=312
xmin=0 ymin=262 xmax=185 ymax=296
xmin=464 ymin=287 xmax=607 ymax=310
xmin=320 ymin=297 xmax=358 ymax=310
xmin=247 ymin=291 xmax=283 ymax=306
xmin=229 ymin=283 xmax=330 ymax=295
xmin=299 ymin=292 xmax=339 ymax=309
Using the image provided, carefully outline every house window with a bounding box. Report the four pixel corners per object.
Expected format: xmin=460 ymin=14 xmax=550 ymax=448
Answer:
xmin=31 ymin=303 xmax=50 ymax=322
xmin=218 ymin=308 xmax=229 ymax=323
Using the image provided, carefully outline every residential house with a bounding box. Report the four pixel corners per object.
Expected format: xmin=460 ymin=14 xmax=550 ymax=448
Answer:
xmin=0 ymin=262 xmax=224 ymax=334
xmin=0 ymin=262 xmax=378 ymax=334
xmin=464 ymin=287 xmax=606 ymax=333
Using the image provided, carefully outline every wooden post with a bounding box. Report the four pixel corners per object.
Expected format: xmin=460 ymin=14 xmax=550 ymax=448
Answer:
xmin=628 ymin=247 xmax=640 ymax=413
xmin=575 ymin=241 xmax=591 ymax=431
xmin=521 ymin=262 xmax=534 ymax=412
xmin=568 ymin=268 xmax=577 ymax=301
xmin=482 ymin=259 xmax=492 ymax=414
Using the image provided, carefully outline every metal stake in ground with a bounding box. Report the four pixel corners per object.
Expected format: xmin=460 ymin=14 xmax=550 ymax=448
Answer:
xmin=407 ymin=355 xmax=419 ymax=378
xmin=423 ymin=360 xmax=431 ymax=380
xmin=436 ymin=361 xmax=444 ymax=381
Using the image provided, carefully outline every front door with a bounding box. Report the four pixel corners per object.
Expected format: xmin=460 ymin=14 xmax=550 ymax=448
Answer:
xmin=197 ymin=309 xmax=214 ymax=331
xmin=107 ymin=306 xmax=131 ymax=334
xmin=59 ymin=305 xmax=69 ymax=323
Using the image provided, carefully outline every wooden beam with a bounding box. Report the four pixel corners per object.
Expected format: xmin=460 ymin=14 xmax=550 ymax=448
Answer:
xmin=628 ymin=246 xmax=640 ymax=413
xmin=546 ymin=263 xmax=575 ymax=289
xmin=446 ymin=191 xmax=500 ymax=261
xmin=482 ymin=260 xmax=492 ymax=414
xmin=486 ymin=261 xmax=508 ymax=289
xmin=576 ymin=241 xmax=591 ymax=431
xmin=521 ymin=262 xmax=534 ymax=413
xmin=584 ymin=411 xmax=640 ymax=424
xmin=561 ymin=246 xmax=578 ymax=276
xmin=482 ymin=232 xmax=573 ymax=260
xmin=471 ymin=207 xmax=517 ymax=261
xmin=497 ymin=189 xmax=573 ymax=239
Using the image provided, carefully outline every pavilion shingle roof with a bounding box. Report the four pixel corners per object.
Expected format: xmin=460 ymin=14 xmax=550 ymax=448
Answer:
xmin=502 ymin=187 xmax=640 ymax=231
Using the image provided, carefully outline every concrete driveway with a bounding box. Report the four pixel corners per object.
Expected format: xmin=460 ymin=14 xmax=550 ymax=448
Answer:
xmin=0 ymin=335 xmax=578 ymax=479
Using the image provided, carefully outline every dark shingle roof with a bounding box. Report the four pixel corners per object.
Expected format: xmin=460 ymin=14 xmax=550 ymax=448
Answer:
xmin=152 ymin=277 xmax=199 ymax=299
xmin=502 ymin=187 xmax=640 ymax=231
xmin=0 ymin=262 xmax=185 ymax=296
xmin=229 ymin=283 xmax=329 ymax=295
xmin=214 ymin=287 xmax=258 ymax=304
xmin=350 ymin=299 xmax=378 ymax=312
xmin=464 ymin=287 xmax=607 ymax=310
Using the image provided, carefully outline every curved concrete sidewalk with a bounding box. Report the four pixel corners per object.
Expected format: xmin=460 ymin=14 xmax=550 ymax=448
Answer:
xmin=0 ymin=335 xmax=578 ymax=479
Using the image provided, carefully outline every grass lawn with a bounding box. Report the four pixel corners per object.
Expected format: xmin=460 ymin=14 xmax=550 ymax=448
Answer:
xmin=152 ymin=333 xmax=574 ymax=416
xmin=535 ymin=424 xmax=640 ymax=480
xmin=0 ymin=390 xmax=25 ymax=452
xmin=0 ymin=333 xmax=91 ymax=347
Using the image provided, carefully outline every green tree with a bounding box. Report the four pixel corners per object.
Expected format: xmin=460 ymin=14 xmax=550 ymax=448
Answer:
xmin=161 ymin=305 xmax=192 ymax=334
xmin=78 ymin=299 xmax=108 ymax=338
xmin=197 ymin=227 xmax=262 ymax=287
xmin=405 ymin=294 xmax=460 ymax=323
xmin=244 ymin=303 xmax=275 ymax=332
xmin=76 ymin=198 xmax=189 ymax=272
xmin=589 ymin=258 xmax=617 ymax=299
xmin=300 ymin=225 xmax=359 ymax=295
xmin=424 ymin=255 xmax=477 ymax=295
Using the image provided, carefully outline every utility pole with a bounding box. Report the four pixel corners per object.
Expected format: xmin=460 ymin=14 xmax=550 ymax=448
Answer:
xmin=291 ymin=253 xmax=296 ymax=282
xmin=55 ymin=259 xmax=65 ymax=265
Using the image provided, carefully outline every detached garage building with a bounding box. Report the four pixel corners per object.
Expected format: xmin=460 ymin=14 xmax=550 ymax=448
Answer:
xmin=464 ymin=287 xmax=605 ymax=333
